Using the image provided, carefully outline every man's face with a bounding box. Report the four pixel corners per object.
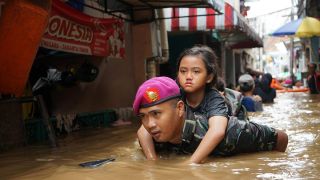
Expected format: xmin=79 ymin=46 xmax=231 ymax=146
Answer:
xmin=138 ymin=100 xmax=184 ymax=143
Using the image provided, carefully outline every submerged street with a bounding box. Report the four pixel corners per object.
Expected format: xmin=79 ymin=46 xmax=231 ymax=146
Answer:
xmin=0 ymin=0 xmax=319 ymax=179
xmin=0 ymin=92 xmax=319 ymax=180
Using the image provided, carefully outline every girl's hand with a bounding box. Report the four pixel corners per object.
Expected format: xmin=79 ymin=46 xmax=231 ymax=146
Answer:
xmin=137 ymin=125 xmax=157 ymax=160
xmin=189 ymin=116 xmax=228 ymax=164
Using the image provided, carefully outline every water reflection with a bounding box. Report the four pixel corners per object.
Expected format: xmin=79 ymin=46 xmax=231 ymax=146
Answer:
xmin=0 ymin=93 xmax=319 ymax=179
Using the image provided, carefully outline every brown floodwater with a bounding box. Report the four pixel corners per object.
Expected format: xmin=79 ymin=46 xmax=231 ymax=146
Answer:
xmin=0 ymin=92 xmax=319 ymax=179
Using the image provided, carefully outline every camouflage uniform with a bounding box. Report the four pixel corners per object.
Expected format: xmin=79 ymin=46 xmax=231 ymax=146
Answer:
xmin=155 ymin=89 xmax=278 ymax=156
xmin=178 ymin=107 xmax=278 ymax=156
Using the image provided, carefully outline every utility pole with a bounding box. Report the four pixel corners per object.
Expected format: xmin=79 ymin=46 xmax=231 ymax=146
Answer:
xmin=290 ymin=0 xmax=295 ymax=85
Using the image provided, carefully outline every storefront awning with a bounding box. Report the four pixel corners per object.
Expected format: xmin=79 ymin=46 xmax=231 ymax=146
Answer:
xmin=164 ymin=2 xmax=263 ymax=48
xmin=104 ymin=0 xmax=223 ymax=23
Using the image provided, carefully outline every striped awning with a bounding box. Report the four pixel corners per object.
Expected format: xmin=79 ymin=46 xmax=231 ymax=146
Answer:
xmin=103 ymin=0 xmax=223 ymax=23
xmin=164 ymin=2 xmax=263 ymax=48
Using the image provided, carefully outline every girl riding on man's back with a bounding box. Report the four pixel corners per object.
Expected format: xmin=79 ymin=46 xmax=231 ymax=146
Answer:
xmin=176 ymin=45 xmax=229 ymax=163
xmin=136 ymin=45 xmax=288 ymax=164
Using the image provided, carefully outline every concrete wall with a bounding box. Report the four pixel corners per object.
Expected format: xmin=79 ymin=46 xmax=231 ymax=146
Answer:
xmin=0 ymin=101 xmax=25 ymax=150
xmin=47 ymin=1 xmax=155 ymax=115
xmin=0 ymin=0 xmax=155 ymax=149
xmin=49 ymin=57 xmax=135 ymax=114
xmin=131 ymin=23 xmax=154 ymax=89
xmin=47 ymin=22 xmax=153 ymax=115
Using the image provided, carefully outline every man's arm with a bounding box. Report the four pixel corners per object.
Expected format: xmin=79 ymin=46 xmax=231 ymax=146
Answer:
xmin=189 ymin=116 xmax=228 ymax=164
xmin=137 ymin=125 xmax=157 ymax=160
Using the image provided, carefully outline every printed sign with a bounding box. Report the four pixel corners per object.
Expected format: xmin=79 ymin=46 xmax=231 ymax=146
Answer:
xmin=41 ymin=0 xmax=125 ymax=58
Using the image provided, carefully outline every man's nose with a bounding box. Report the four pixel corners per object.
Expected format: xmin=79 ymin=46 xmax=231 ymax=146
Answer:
xmin=147 ymin=117 xmax=156 ymax=129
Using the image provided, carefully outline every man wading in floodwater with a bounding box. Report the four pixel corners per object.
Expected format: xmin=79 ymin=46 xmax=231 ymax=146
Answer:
xmin=134 ymin=76 xmax=288 ymax=164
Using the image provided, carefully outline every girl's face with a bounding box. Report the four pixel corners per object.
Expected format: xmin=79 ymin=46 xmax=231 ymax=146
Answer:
xmin=177 ymin=55 xmax=213 ymax=94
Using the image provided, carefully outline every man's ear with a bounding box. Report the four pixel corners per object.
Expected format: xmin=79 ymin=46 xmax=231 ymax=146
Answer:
xmin=207 ymin=73 xmax=214 ymax=83
xmin=177 ymin=100 xmax=185 ymax=117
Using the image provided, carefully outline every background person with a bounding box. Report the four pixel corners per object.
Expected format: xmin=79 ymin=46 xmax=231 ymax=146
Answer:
xmin=254 ymin=73 xmax=277 ymax=103
xmin=307 ymin=63 xmax=320 ymax=94
xmin=238 ymin=74 xmax=263 ymax=112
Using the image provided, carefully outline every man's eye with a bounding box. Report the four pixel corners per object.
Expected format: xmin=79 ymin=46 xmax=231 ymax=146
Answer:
xmin=137 ymin=114 xmax=144 ymax=120
xmin=152 ymin=111 xmax=160 ymax=116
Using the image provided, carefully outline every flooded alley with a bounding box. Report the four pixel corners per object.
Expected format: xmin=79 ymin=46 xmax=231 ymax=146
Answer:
xmin=1 ymin=1 xmax=320 ymax=179
xmin=0 ymin=92 xmax=319 ymax=180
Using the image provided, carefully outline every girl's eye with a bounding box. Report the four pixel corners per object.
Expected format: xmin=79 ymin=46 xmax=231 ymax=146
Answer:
xmin=193 ymin=70 xmax=200 ymax=74
xmin=179 ymin=69 xmax=186 ymax=73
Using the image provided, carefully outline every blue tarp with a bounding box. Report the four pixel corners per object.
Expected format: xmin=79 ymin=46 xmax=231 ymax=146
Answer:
xmin=272 ymin=19 xmax=303 ymax=36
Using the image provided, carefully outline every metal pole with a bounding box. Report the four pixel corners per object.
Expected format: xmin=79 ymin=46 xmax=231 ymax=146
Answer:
xmin=290 ymin=0 xmax=295 ymax=85
xmin=36 ymin=95 xmax=57 ymax=148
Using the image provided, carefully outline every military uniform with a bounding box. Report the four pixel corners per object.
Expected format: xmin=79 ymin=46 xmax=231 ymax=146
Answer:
xmin=155 ymin=89 xmax=278 ymax=156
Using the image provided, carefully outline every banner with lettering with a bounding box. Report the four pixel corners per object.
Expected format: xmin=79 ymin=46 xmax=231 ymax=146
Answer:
xmin=41 ymin=0 xmax=125 ymax=58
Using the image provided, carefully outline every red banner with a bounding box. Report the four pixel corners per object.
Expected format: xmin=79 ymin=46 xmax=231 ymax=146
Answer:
xmin=41 ymin=0 xmax=125 ymax=58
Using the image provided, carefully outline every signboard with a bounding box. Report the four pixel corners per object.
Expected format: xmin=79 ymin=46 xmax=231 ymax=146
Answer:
xmin=41 ymin=0 xmax=125 ymax=58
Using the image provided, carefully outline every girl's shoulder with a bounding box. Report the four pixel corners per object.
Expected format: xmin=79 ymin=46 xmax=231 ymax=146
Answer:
xmin=204 ymin=88 xmax=227 ymax=108
xmin=204 ymin=88 xmax=229 ymax=118
xmin=205 ymin=88 xmax=224 ymax=100
xmin=206 ymin=88 xmax=220 ymax=95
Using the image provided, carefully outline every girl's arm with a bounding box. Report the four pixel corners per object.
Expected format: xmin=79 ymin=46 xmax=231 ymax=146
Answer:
xmin=137 ymin=125 xmax=157 ymax=160
xmin=189 ymin=116 xmax=228 ymax=164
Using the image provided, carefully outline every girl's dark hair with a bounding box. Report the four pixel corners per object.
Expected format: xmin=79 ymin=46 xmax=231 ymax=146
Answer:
xmin=176 ymin=45 xmax=219 ymax=88
xmin=215 ymin=77 xmax=226 ymax=92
